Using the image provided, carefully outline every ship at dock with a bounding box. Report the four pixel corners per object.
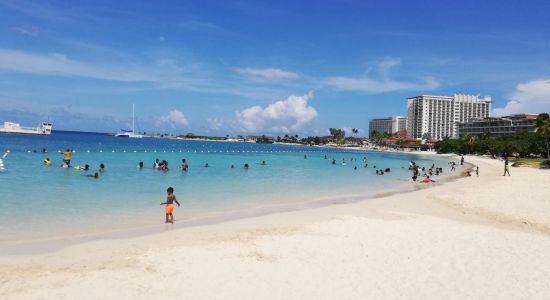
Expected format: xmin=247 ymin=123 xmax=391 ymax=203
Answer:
xmin=0 ymin=121 xmax=53 ymax=135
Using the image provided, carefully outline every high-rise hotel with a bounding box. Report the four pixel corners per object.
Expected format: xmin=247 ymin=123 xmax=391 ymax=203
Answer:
xmin=407 ymin=94 xmax=491 ymax=140
xmin=368 ymin=116 xmax=407 ymax=139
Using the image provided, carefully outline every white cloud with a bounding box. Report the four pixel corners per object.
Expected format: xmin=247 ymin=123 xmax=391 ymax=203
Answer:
xmin=378 ymin=57 xmax=401 ymax=76
xmin=235 ymin=92 xmax=317 ymax=133
xmin=325 ymin=76 xmax=440 ymax=93
xmin=157 ymin=110 xmax=188 ymax=128
xmin=493 ymin=79 xmax=550 ymax=116
xmin=325 ymin=57 xmax=440 ymax=93
xmin=207 ymin=118 xmax=224 ymax=130
xmin=12 ymin=25 xmax=39 ymax=36
xmin=0 ymin=48 xmax=184 ymax=82
xmin=235 ymin=67 xmax=300 ymax=80
xmin=0 ymin=49 xmax=298 ymax=100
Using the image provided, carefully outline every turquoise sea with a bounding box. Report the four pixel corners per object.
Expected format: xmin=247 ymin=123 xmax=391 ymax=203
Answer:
xmin=0 ymin=131 xmax=449 ymax=245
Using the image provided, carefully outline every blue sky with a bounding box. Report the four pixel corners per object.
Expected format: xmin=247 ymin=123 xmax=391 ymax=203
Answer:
xmin=1 ymin=0 xmax=549 ymax=135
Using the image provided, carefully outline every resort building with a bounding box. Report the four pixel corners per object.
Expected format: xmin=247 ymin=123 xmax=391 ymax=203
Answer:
xmin=457 ymin=114 xmax=538 ymax=137
xmin=368 ymin=116 xmax=407 ymax=139
xmin=407 ymin=94 xmax=491 ymax=140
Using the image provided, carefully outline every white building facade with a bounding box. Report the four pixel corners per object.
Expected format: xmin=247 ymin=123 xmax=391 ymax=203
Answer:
xmin=407 ymin=94 xmax=491 ymax=140
xmin=368 ymin=116 xmax=407 ymax=139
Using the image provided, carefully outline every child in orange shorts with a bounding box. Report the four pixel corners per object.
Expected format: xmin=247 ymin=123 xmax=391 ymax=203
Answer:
xmin=160 ymin=187 xmax=180 ymax=223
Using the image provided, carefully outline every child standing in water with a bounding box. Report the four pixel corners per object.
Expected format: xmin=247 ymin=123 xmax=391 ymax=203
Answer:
xmin=160 ymin=187 xmax=180 ymax=224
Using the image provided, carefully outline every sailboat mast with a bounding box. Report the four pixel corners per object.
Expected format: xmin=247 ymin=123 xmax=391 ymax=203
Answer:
xmin=132 ymin=104 xmax=135 ymax=134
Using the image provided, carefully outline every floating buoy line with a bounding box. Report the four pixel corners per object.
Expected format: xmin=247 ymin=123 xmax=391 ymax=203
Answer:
xmin=4 ymin=148 xmax=363 ymax=155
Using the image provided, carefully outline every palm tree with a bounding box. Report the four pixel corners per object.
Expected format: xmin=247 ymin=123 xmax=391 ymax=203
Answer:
xmin=535 ymin=113 xmax=550 ymax=158
xmin=462 ymin=134 xmax=478 ymax=154
xmin=373 ymin=132 xmax=385 ymax=146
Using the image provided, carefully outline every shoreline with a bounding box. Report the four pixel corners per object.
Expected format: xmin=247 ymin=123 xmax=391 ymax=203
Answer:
xmin=2 ymin=154 xmax=549 ymax=299
xmin=0 ymin=156 xmax=464 ymax=255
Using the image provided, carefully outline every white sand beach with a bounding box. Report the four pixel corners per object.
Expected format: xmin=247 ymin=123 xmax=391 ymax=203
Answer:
xmin=1 ymin=155 xmax=550 ymax=299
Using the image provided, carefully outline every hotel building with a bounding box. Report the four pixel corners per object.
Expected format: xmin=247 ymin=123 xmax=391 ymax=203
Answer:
xmin=368 ymin=116 xmax=407 ymax=139
xmin=457 ymin=114 xmax=537 ymax=137
xmin=407 ymin=94 xmax=491 ymax=140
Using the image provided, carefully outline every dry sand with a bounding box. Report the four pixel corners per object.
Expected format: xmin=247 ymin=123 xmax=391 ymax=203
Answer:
xmin=1 ymin=155 xmax=550 ymax=299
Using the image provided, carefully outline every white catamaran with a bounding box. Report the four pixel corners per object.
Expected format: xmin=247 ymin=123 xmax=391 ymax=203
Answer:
xmin=0 ymin=121 xmax=53 ymax=135
xmin=115 ymin=104 xmax=143 ymax=138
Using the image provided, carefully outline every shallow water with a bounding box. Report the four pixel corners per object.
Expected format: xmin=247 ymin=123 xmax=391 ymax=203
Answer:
xmin=0 ymin=132 xmax=449 ymax=243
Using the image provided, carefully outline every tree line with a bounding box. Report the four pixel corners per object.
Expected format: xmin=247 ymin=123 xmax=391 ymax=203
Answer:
xmin=436 ymin=113 xmax=550 ymax=159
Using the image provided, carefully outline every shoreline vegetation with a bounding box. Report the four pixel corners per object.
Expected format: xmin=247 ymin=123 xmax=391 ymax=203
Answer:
xmin=1 ymin=154 xmax=549 ymax=299
xmin=435 ymin=113 xmax=550 ymax=169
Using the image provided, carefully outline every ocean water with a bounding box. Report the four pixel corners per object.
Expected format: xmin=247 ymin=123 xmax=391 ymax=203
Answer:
xmin=0 ymin=131 xmax=449 ymax=244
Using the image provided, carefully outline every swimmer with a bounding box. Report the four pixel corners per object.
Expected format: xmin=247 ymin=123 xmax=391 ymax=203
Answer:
xmin=84 ymin=172 xmax=99 ymax=179
xmin=244 ymin=163 xmax=249 ymax=169
xmin=99 ymin=163 xmax=105 ymax=172
xmin=332 ymin=159 xmax=336 ymax=165
xmin=181 ymin=159 xmax=188 ymax=171
xmin=159 ymin=160 xmax=169 ymax=171
xmin=43 ymin=158 xmax=52 ymax=166
xmin=138 ymin=161 xmax=144 ymax=169
xmin=261 ymin=160 xmax=266 ymax=165
xmin=62 ymin=149 xmax=72 ymax=166
xmin=160 ymin=187 xmax=180 ymax=224
xmin=231 ymin=164 xmax=235 ymax=168
xmin=354 ymin=166 xmax=357 ymax=170
xmin=304 ymin=155 xmax=307 ymax=159
xmin=204 ymin=162 xmax=209 ymax=168
xmin=422 ymin=176 xmax=435 ymax=183
xmin=153 ymin=158 xmax=160 ymax=169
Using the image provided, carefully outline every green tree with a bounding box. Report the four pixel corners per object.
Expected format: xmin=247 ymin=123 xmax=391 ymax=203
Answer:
xmin=461 ymin=134 xmax=478 ymax=154
xmin=329 ymin=128 xmax=346 ymax=142
xmin=535 ymin=113 xmax=550 ymax=158
xmin=372 ymin=131 xmax=386 ymax=146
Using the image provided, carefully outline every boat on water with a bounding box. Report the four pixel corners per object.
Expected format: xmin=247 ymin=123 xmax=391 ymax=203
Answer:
xmin=114 ymin=104 xmax=143 ymax=138
xmin=0 ymin=121 xmax=53 ymax=135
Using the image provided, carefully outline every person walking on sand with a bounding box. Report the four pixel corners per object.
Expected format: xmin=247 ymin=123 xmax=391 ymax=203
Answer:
xmin=160 ymin=187 xmax=180 ymax=224
xmin=503 ymin=158 xmax=511 ymax=176
xmin=460 ymin=155 xmax=464 ymax=165
xmin=476 ymin=166 xmax=479 ymax=176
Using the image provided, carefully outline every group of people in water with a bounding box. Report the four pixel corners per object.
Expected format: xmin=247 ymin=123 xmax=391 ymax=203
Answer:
xmin=136 ymin=158 xmax=263 ymax=171
xmin=39 ymin=147 xmax=456 ymax=184
xmin=409 ymin=160 xmax=443 ymax=183
xmin=42 ymin=149 xmax=105 ymax=178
